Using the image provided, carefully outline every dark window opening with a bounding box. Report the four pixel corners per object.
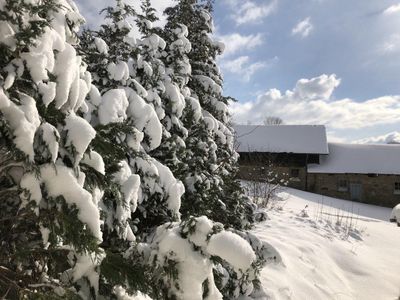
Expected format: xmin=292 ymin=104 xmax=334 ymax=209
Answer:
xmin=338 ymin=179 xmax=348 ymax=192
xmin=395 ymin=182 xmax=400 ymax=194
xmin=290 ymin=168 xmax=300 ymax=178
xmin=308 ymin=154 xmax=320 ymax=164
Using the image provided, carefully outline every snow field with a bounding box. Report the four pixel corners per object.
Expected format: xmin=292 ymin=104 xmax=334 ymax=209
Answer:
xmin=255 ymin=188 xmax=400 ymax=300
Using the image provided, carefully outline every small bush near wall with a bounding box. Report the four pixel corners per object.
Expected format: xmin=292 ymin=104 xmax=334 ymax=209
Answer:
xmin=243 ymin=174 xmax=289 ymax=208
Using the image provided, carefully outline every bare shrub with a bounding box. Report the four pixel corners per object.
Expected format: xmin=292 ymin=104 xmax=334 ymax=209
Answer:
xmin=234 ymin=131 xmax=290 ymax=208
xmin=242 ymin=161 xmax=290 ymax=208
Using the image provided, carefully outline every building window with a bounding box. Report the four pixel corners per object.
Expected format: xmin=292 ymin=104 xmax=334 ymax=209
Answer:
xmin=338 ymin=179 xmax=348 ymax=192
xmin=290 ymin=168 xmax=300 ymax=178
xmin=394 ymin=182 xmax=400 ymax=195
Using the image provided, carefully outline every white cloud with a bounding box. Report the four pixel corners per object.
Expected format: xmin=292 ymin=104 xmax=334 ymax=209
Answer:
xmin=380 ymin=34 xmax=400 ymax=53
xmin=217 ymin=33 xmax=263 ymax=57
xmin=383 ymin=3 xmax=400 ymax=14
xmin=224 ymin=0 xmax=277 ymax=25
xmin=326 ymin=133 xmax=348 ymax=143
xmin=215 ymin=31 xmax=266 ymax=81
xmin=353 ymin=132 xmax=400 ymax=144
xmin=292 ymin=17 xmax=313 ymax=38
xmin=220 ymin=56 xmax=268 ymax=81
xmin=295 ymin=74 xmax=340 ymax=100
xmin=230 ymin=74 xmax=400 ymax=130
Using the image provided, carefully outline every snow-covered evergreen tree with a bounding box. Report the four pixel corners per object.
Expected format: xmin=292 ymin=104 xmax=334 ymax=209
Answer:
xmin=78 ymin=0 xmax=143 ymax=244
xmin=0 ymin=0 xmax=103 ymax=297
xmin=163 ymin=0 xmax=254 ymax=230
xmin=190 ymin=3 xmax=255 ymax=230
xmin=77 ymin=3 xmax=156 ymax=297
xmin=77 ymin=0 xmax=191 ymax=297
xmin=135 ymin=0 xmax=188 ymax=181
xmin=135 ymin=0 xmax=166 ymax=122
xmin=0 ymin=0 xmax=269 ymax=298
xmin=162 ymin=0 xmax=223 ymax=227
xmin=78 ymin=1 xmax=264 ymax=298
xmin=79 ymin=0 xmax=186 ymax=236
xmin=161 ymin=1 xmax=270 ymax=298
xmin=140 ymin=215 xmax=259 ymax=299
xmin=119 ymin=0 xmax=190 ymax=233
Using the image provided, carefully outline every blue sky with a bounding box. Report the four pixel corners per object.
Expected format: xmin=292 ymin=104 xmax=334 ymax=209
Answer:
xmin=75 ymin=0 xmax=400 ymax=143
xmin=215 ymin=0 xmax=400 ymax=101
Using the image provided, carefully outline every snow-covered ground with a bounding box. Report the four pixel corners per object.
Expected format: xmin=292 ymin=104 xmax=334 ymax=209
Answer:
xmin=254 ymin=188 xmax=400 ymax=300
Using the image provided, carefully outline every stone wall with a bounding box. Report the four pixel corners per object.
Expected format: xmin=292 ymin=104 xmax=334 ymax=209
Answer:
xmin=307 ymin=173 xmax=400 ymax=207
xmin=237 ymin=152 xmax=400 ymax=208
xmin=238 ymin=164 xmax=308 ymax=191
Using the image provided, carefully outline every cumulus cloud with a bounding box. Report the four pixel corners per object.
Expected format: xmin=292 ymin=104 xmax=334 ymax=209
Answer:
xmin=295 ymin=74 xmax=340 ymax=99
xmin=217 ymin=33 xmax=263 ymax=57
xmin=383 ymin=3 xmax=400 ymax=14
xmin=354 ymin=132 xmax=400 ymax=144
xmin=220 ymin=56 xmax=269 ymax=81
xmin=224 ymin=0 xmax=277 ymax=25
xmin=292 ymin=17 xmax=313 ymax=38
xmin=230 ymin=74 xmax=400 ymax=130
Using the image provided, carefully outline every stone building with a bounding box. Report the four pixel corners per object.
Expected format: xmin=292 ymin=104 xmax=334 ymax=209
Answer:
xmin=308 ymin=143 xmax=400 ymax=207
xmin=234 ymin=125 xmax=329 ymax=191
xmin=235 ymin=125 xmax=400 ymax=208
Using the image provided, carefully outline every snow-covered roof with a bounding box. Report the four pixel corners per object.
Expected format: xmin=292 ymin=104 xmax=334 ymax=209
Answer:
xmin=308 ymin=143 xmax=400 ymax=175
xmin=234 ymin=125 xmax=329 ymax=154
